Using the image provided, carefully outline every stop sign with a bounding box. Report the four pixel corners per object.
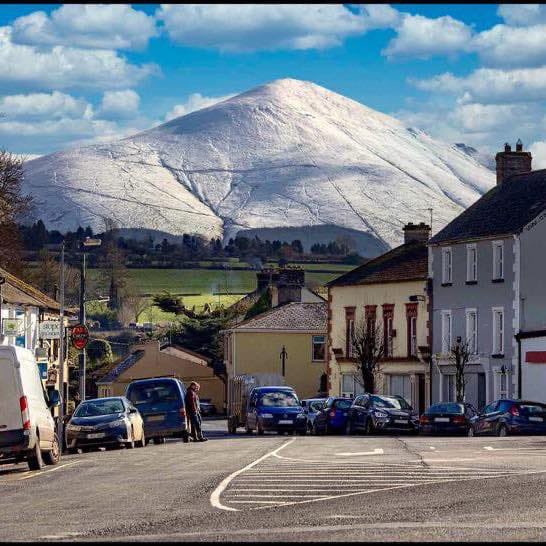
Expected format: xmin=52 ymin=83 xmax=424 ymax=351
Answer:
xmin=71 ymin=324 xmax=89 ymax=350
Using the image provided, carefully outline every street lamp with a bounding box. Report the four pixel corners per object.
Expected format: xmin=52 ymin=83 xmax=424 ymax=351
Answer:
xmin=280 ymin=345 xmax=288 ymax=377
xmin=79 ymin=237 xmax=101 ymax=402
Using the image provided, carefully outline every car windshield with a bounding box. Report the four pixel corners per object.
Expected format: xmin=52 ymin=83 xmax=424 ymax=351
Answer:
xmin=128 ymin=382 xmax=180 ymax=405
xmin=370 ymin=395 xmax=410 ymax=410
xmin=309 ymin=400 xmax=325 ymax=412
xmin=334 ymin=399 xmax=352 ymax=410
xmin=428 ymin=403 xmax=464 ymax=415
xmin=74 ymin=399 xmax=125 ymax=417
xmin=259 ymin=392 xmax=299 ymax=407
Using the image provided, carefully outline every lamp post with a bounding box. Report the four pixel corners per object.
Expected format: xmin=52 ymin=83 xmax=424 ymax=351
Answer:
xmin=78 ymin=237 xmax=101 ymax=402
xmin=56 ymin=242 xmax=65 ymax=448
xmin=280 ymin=345 xmax=288 ymax=377
xmin=0 ymin=275 xmax=5 ymax=344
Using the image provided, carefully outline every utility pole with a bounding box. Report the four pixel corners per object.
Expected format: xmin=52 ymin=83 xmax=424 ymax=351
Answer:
xmin=0 ymin=275 xmax=5 ymax=344
xmin=427 ymin=208 xmax=433 ymax=233
xmin=280 ymin=345 xmax=288 ymax=377
xmin=57 ymin=242 xmax=65 ymax=447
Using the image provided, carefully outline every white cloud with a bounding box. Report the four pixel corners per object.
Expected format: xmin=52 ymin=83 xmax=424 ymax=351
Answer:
xmin=497 ymin=4 xmax=546 ymax=26
xmin=383 ymin=13 xmax=473 ymax=59
xmin=156 ymin=4 xmax=400 ymax=52
xmin=0 ymin=91 xmax=92 ymax=120
xmin=0 ymin=26 xmax=158 ymax=91
xmin=164 ymin=92 xmax=235 ymax=121
xmin=529 ymin=141 xmax=546 ymax=169
xmin=99 ymin=90 xmax=140 ymax=120
xmin=12 ymin=4 xmax=157 ymax=50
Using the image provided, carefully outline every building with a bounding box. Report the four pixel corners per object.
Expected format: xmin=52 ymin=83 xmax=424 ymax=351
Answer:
xmin=96 ymin=341 xmax=226 ymax=411
xmin=326 ymin=224 xmax=431 ymax=413
xmin=429 ymin=140 xmax=546 ymax=406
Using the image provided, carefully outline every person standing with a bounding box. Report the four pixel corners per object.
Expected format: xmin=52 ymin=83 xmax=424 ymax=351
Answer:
xmin=185 ymin=382 xmax=207 ymax=442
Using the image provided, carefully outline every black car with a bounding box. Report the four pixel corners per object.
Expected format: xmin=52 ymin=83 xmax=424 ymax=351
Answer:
xmin=419 ymin=402 xmax=478 ymax=435
xmin=346 ymin=394 xmax=419 ymax=434
xmin=469 ymin=399 xmax=546 ymax=437
xmin=65 ymin=397 xmax=146 ymax=452
xmin=199 ymin=399 xmax=217 ymax=417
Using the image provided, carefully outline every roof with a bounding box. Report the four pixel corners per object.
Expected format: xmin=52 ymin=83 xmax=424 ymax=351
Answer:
xmin=0 ymin=267 xmax=60 ymax=311
xmin=97 ymin=350 xmax=145 ymax=384
xmin=327 ymin=241 xmax=427 ymax=287
xmin=429 ymin=169 xmax=546 ymax=245
xmin=229 ymin=302 xmax=327 ymax=332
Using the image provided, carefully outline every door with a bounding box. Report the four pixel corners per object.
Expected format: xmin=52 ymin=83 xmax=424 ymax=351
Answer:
xmin=314 ymin=400 xmax=330 ymax=432
xmin=479 ymin=402 xmax=500 ymax=435
xmin=477 ymin=373 xmax=486 ymax=411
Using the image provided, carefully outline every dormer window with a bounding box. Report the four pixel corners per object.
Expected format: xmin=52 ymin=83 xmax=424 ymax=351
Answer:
xmin=492 ymin=241 xmax=504 ymax=281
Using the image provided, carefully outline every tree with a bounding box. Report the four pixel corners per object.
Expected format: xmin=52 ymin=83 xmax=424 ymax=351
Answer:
xmin=0 ymin=151 xmax=32 ymax=273
xmin=350 ymin=319 xmax=385 ymax=393
xmin=98 ymin=218 xmax=127 ymax=310
xmin=119 ymin=294 xmax=151 ymax=326
xmin=449 ymin=337 xmax=472 ymax=402
xmin=153 ymin=291 xmax=185 ymax=315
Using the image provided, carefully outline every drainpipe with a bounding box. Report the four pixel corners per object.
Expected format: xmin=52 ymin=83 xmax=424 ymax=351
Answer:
xmin=517 ymin=335 xmax=522 ymax=399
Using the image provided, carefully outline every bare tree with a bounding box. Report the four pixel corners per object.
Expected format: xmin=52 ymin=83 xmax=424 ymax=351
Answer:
xmin=119 ymin=294 xmax=151 ymax=326
xmin=350 ymin=318 xmax=386 ymax=393
xmin=449 ymin=338 xmax=472 ymax=402
xmin=98 ymin=217 xmax=127 ymax=310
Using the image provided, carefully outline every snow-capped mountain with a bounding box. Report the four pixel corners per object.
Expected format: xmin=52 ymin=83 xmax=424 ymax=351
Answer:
xmin=22 ymin=78 xmax=494 ymax=256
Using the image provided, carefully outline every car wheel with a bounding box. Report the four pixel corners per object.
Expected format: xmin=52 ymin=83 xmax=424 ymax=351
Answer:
xmin=43 ymin=434 xmax=61 ymax=465
xmin=257 ymin=421 xmax=265 ymax=435
xmin=467 ymin=426 xmax=475 ymax=437
xmin=228 ymin=418 xmax=237 ymax=434
xmin=307 ymin=422 xmax=313 ymax=434
xmin=27 ymin=439 xmax=44 ymax=471
xmin=345 ymin=420 xmax=354 ymax=435
xmin=497 ymin=424 xmax=508 ymax=437
xmin=67 ymin=447 xmax=79 ymax=455
xmin=125 ymin=428 xmax=135 ymax=449
xmin=364 ymin=419 xmax=374 ymax=435
xmin=245 ymin=425 xmax=253 ymax=434
xmin=137 ymin=430 xmax=146 ymax=448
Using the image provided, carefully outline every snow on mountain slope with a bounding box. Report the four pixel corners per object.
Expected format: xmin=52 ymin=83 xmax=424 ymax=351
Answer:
xmin=22 ymin=78 xmax=494 ymax=252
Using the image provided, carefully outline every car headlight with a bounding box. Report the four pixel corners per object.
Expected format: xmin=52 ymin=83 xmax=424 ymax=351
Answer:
xmin=66 ymin=424 xmax=81 ymax=431
xmin=374 ymin=411 xmax=388 ymax=418
xmin=108 ymin=419 xmax=127 ymax=428
xmin=296 ymin=413 xmax=306 ymax=419
xmin=260 ymin=413 xmax=274 ymax=419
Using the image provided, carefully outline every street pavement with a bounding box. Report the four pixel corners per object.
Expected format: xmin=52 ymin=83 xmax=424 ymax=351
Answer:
xmin=1 ymin=420 xmax=546 ymax=542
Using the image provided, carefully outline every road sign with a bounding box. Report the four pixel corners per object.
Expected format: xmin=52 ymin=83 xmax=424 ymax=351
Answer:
xmin=2 ymin=318 xmax=23 ymax=336
xmin=39 ymin=320 xmax=61 ymax=339
xmin=71 ymin=324 xmax=89 ymax=350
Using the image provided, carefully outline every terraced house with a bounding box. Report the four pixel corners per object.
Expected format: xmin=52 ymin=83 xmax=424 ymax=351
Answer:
xmin=327 ymin=223 xmax=431 ymax=413
xmin=429 ymin=141 xmax=546 ymax=406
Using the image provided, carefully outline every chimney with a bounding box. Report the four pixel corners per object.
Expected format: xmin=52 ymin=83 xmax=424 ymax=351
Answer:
xmin=403 ymin=222 xmax=431 ymax=244
xmin=276 ymin=266 xmax=305 ymax=305
xmin=256 ymin=268 xmax=279 ymax=292
xmin=495 ymin=140 xmax=532 ymax=185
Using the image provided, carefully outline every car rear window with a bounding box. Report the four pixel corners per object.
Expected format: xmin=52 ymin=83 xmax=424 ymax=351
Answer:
xmin=127 ymin=381 xmax=181 ymax=405
xmin=334 ymin=400 xmax=352 ymax=410
xmin=519 ymin=403 xmax=546 ymax=415
xmin=427 ymin=403 xmax=464 ymax=414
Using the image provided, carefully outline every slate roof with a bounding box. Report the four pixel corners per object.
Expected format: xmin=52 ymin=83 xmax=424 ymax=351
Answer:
xmin=0 ymin=267 xmax=60 ymax=311
xmin=429 ymin=169 xmax=546 ymax=245
xmin=230 ymin=302 xmax=327 ymax=332
xmin=97 ymin=350 xmax=145 ymax=384
xmin=327 ymin=241 xmax=427 ymax=287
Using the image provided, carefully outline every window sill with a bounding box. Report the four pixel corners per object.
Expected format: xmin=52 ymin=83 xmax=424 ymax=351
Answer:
xmin=491 ymin=353 xmax=505 ymax=359
xmin=492 ymin=278 xmax=504 ymax=283
xmin=441 ymin=282 xmax=453 ymax=287
xmin=465 ymin=280 xmax=477 ymax=285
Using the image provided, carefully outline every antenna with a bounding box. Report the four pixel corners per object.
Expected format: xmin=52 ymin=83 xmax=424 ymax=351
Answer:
xmin=427 ymin=207 xmax=433 ymax=233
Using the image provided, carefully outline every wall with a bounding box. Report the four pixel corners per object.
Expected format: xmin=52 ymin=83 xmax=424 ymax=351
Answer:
xmin=228 ymin=331 xmax=325 ymax=400
xmin=520 ymin=337 xmax=546 ymax=403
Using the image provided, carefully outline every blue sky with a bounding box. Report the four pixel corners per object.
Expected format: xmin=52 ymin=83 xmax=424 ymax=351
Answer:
xmin=2 ymin=4 xmax=546 ymax=165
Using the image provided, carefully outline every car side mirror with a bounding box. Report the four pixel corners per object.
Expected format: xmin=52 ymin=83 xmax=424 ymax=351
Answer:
xmin=47 ymin=389 xmax=60 ymax=407
xmin=129 ymin=408 xmax=138 ymax=414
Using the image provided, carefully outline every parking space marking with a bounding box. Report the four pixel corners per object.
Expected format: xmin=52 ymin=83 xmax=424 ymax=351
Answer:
xmin=17 ymin=461 xmax=80 ymax=481
xmin=335 ymin=448 xmax=384 ymax=457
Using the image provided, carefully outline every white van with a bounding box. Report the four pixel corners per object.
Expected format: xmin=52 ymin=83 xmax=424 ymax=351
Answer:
xmin=0 ymin=346 xmax=61 ymax=470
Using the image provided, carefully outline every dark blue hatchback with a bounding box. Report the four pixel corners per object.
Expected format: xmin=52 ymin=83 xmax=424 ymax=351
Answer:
xmin=312 ymin=397 xmax=353 ymax=434
xmin=420 ymin=402 xmax=478 ymax=435
xmin=469 ymin=399 xmax=546 ymax=436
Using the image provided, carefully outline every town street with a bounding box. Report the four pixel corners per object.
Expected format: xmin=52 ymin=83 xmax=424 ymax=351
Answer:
xmin=1 ymin=420 xmax=546 ymax=542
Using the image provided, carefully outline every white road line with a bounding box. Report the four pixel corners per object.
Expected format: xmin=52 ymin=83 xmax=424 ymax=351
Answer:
xmin=17 ymin=461 xmax=80 ymax=481
xmin=429 ymin=446 xmax=436 ymax=450
xmin=335 ymin=448 xmax=384 ymax=457
xmin=225 ymin=494 xmax=331 ymax=498
xmin=210 ymin=438 xmax=296 ymax=512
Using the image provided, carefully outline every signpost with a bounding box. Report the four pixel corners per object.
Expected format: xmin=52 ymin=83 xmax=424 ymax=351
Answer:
xmin=71 ymin=324 xmax=89 ymax=350
xmin=39 ymin=321 xmax=61 ymax=340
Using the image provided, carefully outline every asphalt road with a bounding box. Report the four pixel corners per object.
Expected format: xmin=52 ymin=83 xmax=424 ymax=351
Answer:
xmin=1 ymin=420 xmax=546 ymax=542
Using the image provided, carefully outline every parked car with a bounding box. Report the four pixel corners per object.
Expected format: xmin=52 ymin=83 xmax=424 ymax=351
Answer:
xmin=419 ymin=402 xmax=478 ymax=435
xmin=125 ymin=377 xmax=189 ymax=444
xmin=301 ymin=398 xmax=327 ymax=433
xmin=345 ymin=394 xmax=419 ymax=435
xmin=199 ymin=399 xmax=217 ymax=417
xmin=245 ymin=386 xmax=307 ymax=435
xmin=468 ymin=399 xmax=546 ymax=437
xmin=313 ymin=397 xmax=353 ymax=435
xmin=65 ymin=397 xmax=145 ymax=452
xmin=0 ymin=346 xmax=61 ymax=470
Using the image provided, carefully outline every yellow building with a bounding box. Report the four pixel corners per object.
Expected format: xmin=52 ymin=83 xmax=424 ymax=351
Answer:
xmin=97 ymin=341 xmax=226 ymax=411
xmin=327 ymin=224 xmax=431 ymax=413
xmin=223 ymin=302 xmax=328 ymax=400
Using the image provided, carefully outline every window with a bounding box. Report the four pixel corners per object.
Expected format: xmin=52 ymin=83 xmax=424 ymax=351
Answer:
xmin=492 ymin=241 xmax=504 ymax=280
xmin=466 ymin=244 xmax=477 ymax=282
xmin=465 ymin=309 xmax=478 ymax=354
xmin=383 ymin=304 xmax=394 ymax=358
xmin=441 ymin=310 xmax=452 ymax=353
xmin=312 ymin=335 xmax=326 ymax=361
xmin=341 ymin=374 xmax=365 ymax=397
xmin=406 ymin=303 xmax=418 ymax=357
xmin=492 ymin=307 xmax=504 ymax=355
xmin=445 ymin=374 xmax=456 ymax=402
xmin=442 ymin=247 xmax=453 ymax=284
xmin=345 ymin=307 xmax=356 ymax=357
xmin=388 ymin=375 xmax=411 ymax=403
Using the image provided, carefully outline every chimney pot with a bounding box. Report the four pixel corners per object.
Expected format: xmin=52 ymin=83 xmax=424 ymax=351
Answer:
xmin=402 ymin=223 xmax=431 ymax=244
xmin=504 ymin=142 xmax=511 ymax=152
xmin=516 ymin=138 xmax=523 ymax=152
xmin=495 ymin=140 xmax=532 ymax=185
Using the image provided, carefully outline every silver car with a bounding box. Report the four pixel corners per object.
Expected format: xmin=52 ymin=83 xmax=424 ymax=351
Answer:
xmin=301 ymin=398 xmax=327 ymax=433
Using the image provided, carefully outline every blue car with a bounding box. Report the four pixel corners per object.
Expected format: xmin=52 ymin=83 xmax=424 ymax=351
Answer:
xmin=301 ymin=398 xmax=327 ymax=433
xmin=245 ymin=386 xmax=307 ymax=435
xmin=469 ymin=399 xmax=546 ymax=437
xmin=126 ymin=377 xmax=189 ymax=444
xmin=312 ymin=397 xmax=353 ymax=435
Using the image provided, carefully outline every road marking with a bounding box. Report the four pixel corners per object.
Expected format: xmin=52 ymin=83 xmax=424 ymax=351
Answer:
xmin=210 ymin=438 xmax=296 ymax=511
xmin=335 ymin=448 xmax=384 ymax=457
xmin=429 ymin=446 xmax=436 ymax=450
xmin=17 ymin=461 xmax=80 ymax=481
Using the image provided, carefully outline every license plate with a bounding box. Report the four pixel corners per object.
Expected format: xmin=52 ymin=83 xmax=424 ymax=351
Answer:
xmin=147 ymin=415 xmax=164 ymax=422
xmin=394 ymin=419 xmax=408 ymax=424
xmin=343 ymin=412 xmax=348 ymax=416
xmin=278 ymin=420 xmax=293 ymax=424
xmin=435 ymin=417 xmax=450 ymax=422
xmin=529 ymin=416 xmax=544 ymax=422
xmin=87 ymin=433 xmax=105 ymax=439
